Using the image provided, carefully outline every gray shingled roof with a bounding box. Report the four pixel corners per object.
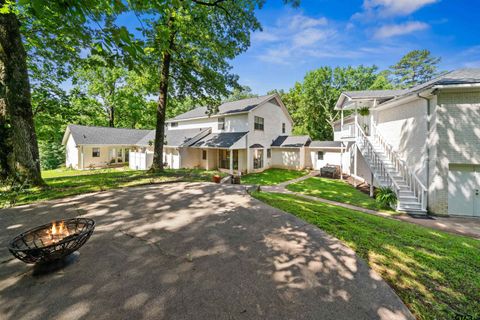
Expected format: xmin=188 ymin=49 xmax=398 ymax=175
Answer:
xmin=343 ymin=89 xmax=406 ymax=99
xmin=169 ymin=94 xmax=277 ymax=121
xmin=66 ymin=125 xmax=212 ymax=148
xmin=192 ymin=132 xmax=247 ymax=148
xmin=309 ymin=141 xmax=343 ymax=148
xmin=67 ymin=125 xmax=154 ymax=146
xmin=271 ymin=135 xmax=311 ymax=148
xmin=164 ymin=128 xmax=211 ymax=147
xmin=339 ymin=68 xmax=480 ymax=108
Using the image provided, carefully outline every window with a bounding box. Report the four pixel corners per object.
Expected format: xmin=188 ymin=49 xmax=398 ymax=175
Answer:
xmin=254 ymin=116 xmax=264 ymax=130
xmin=170 ymin=122 xmax=178 ymax=128
xmin=218 ymin=117 xmax=225 ymax=130
xmin=282 ymin=123 xmax=286 ymax=134
xmin=267 ymin=149 xmax=271 ymax=158
xmin=202 ymin=150 xmax=207 ymax=160
xmin=317 ymin=151 xmax=324 ymax=160
xmin=92 ymin=148 xmax=100 ymax=157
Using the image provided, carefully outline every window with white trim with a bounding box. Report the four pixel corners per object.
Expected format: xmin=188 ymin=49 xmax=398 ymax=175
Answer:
xmin=202 ymin=150 xmax=207 ymax=160
xmin=218 ymin=117 xmax=225 ymax=130
xmin=317 ymin=151 xmax=324 ymax=160
xmin=254 ymin=116 xmax=264 ymax=130
xmin=92 ymin=148 xmax=100 ymax=157
xmin=170 ymin=122 xmax=178 ymax=128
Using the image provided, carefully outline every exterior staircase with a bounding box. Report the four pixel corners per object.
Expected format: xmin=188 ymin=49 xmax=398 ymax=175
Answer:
xmin=355 ymin=123 xmax=427 ymax=214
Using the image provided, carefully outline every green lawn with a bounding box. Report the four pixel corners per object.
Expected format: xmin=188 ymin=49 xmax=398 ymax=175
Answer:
xmin=251 ymin=191 xmax=480 ymax=320
xmin=287 ymin=176 xmax=393 ymax=212
xmin=241 ymin=168 xmax=308 ymax=185
xmin=1 ymin=167 xmax=225 ymax=208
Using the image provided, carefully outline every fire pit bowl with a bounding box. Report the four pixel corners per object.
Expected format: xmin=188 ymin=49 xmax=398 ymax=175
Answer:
xmin=8 ymin=218 xmax=95 ymax=264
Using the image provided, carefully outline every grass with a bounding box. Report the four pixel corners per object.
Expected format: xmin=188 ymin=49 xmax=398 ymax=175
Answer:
xmin=0 ymin=167 xmax=226 ymax=208
xmin=287 ymin=176 xmax=393 ymax=212
xmin=251 ymin=191 xmax=480 ymax=320
xmin=241 ymin=168 xmax=308 ymax=186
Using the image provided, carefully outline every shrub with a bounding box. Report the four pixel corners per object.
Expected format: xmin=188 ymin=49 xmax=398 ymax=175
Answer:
xmin=358 ymin=106 xmax=370 ymax=116
xmin=376 ymin=186 xmax=397 ymax=209
xmin=39 ymin=141 xmax=65 ymax=170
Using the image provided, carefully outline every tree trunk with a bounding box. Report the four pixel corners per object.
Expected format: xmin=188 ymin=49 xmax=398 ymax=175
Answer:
xmin=108 ymin=105 xmax=115 ymax=127
xmin=0 ymin=5 xmax=44 ymax=186
xmin=151 ymin=16 xmax=175 ymax=171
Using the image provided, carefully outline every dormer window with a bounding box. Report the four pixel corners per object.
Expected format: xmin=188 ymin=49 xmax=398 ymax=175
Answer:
xmin=171 ymin=122 xmax=178 ymax=128
xmin=218 ymin=117 xmax=225 ymax=130
xmin=254 ymin=116 xmax=264 ymax=131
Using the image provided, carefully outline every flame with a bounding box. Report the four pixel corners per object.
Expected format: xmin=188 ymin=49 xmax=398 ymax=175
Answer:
xmin=49 ymin=221 xmax=69 ymax=241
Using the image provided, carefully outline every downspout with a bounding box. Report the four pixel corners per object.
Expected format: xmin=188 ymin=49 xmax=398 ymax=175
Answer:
xmin=417 ymin=93 xmax=431 ymax=207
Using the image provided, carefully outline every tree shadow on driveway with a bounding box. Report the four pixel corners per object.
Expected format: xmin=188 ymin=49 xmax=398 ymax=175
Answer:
xmin=0 ymin=182 xmax=413 ymax=320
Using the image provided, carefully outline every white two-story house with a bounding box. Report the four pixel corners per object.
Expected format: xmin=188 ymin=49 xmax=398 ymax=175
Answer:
xmin=63 ymin=94 xmax=343 ymax=174
xmin=334 ymin=68 xmax=480 ymax=217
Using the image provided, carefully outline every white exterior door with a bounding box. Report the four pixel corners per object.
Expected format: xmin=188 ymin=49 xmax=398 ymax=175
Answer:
xmin=448 ymin=164 xmax=480 ymax=216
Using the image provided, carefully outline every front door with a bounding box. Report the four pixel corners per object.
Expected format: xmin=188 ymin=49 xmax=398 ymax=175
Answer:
xmin=448 ymin=164 xmax=480 ymax=216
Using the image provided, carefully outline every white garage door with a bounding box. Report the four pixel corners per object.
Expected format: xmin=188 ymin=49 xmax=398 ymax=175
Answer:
xmin=448 ymin=164 xmax=480 ymax=216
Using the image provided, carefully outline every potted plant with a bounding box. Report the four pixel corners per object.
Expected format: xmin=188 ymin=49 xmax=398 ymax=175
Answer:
xmin=213 ymin=174 xmax=221 ymax=183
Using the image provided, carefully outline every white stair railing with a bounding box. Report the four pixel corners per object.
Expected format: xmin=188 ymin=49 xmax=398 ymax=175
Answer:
xmin=355 ymin=122 xmax=401 ymax=209
xmin=371 ymin=122 xmax=427 ymax=211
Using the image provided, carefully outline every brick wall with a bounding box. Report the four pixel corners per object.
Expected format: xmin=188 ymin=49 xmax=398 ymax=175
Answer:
xmin=429 ymin=89 xmax=480 ymax=214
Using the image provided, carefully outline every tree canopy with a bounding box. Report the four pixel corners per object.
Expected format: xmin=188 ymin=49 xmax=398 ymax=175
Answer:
xmin=282 ymin=65 xmax=390 ymax=140
xmin=390 ymin=49 xmax=441 ymax=88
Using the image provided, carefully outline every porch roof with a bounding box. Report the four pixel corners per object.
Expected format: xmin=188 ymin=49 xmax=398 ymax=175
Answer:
xmin=192 ymin=132 xmax=248 ymax=149
xmin=271 ymin=135 xmax=311 ymax=148
xmin=309 ymin=141 xmax=343 ymax=148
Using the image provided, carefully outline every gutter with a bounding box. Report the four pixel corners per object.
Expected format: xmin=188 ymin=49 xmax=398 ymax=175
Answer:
xmin=417 ymin=93 xmax=431 ymax=205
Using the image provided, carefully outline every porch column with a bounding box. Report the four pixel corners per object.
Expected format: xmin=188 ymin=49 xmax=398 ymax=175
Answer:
xmin=354 ymin=145 xmax=358 ymax=187
xmin=340 ymin=144 xmax=344 ymax=180
xmin=353 ymin=108 xmax=358 ymax=187
xmin=206 ymin=150 xmax=209 ymax=171
xmin=246 ymin=135 xmax=251 ymax=173
xmin=354 ymin=108 xmax=358 ymax=136
xmin=229 ymin=149 xmax=234 ymax=174
xmin=341 ymin=109 xmax=344 ymax=131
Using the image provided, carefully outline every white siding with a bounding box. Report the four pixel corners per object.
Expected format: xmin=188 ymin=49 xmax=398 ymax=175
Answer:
xmin=65 ymin=134 xmax=79 ymax=169
xmin=180 ymin=148 xmax=201 ymax=168
xmin=246 ymin=101 xmax=293 ymax=171
xmin=169 ymin=114 xmax=249 ymax=133
xmin=271 ymin=148 xmax=301 ymax=169
xmin=309 ymin=149 xmax=342 ymax=170
xmin=374 ymin=98 xmax=428 ymax=185
xmin=81 ymin=146 xmax=111 ymax=169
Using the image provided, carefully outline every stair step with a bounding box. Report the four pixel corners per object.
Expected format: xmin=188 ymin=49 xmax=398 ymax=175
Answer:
xmin=399 ymin=195 xmax=419 ymax=201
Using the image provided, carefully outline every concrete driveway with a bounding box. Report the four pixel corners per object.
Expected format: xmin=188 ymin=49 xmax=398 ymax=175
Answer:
xmin=0 ymin=182 xmax=413 ymax=320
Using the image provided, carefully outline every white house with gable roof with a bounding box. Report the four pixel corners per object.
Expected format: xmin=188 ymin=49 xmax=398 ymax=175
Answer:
xmin=63 ymin=94 xmax=345 ymax=175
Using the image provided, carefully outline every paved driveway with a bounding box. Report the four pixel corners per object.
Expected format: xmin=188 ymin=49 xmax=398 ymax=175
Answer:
xmin=0 ymin=183 xmax=413 ymax=320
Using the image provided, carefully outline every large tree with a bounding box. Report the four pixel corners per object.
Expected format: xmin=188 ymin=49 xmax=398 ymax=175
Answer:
xmin=0 ymin=0 xmax=138 ymax=184
xmin=131 ymin=0 xmax=299 ymax=171
xmin=283 ymin=65 xmax=388 ymax=140
xmin=390 ymin=49 xmax=441 ymax=88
